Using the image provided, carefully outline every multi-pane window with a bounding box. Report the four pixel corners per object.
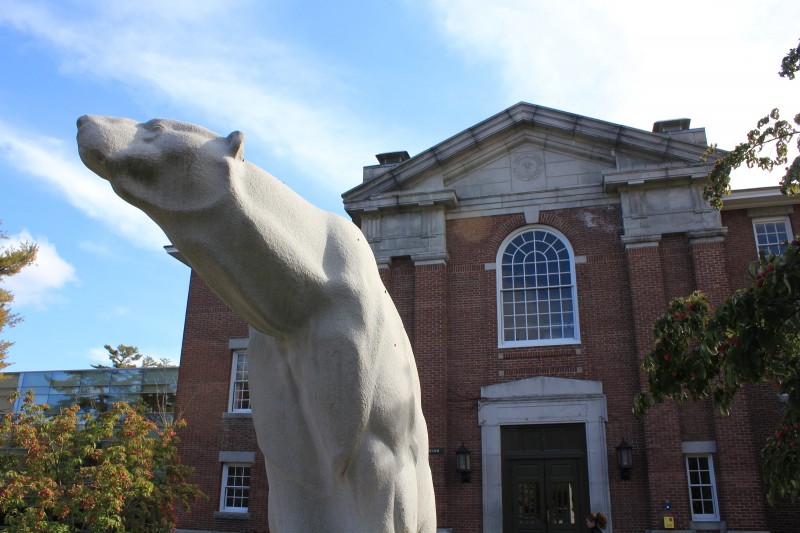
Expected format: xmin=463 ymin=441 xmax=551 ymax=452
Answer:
xmin=220 ymin=464 xmax=251 ymax=512
xmin=753 ymin=217 xmax=792 ymax=257
xmin=685 ymin=455 xmax=720 ymax=521
xmin=497 ymin=227 xmax=579 ymax=347
xmin=229 ymin=350 xmax=250 ymax=412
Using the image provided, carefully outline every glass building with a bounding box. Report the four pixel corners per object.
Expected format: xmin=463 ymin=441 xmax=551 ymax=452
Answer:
xmin=0 ymin=367 xmax=178 ymax=422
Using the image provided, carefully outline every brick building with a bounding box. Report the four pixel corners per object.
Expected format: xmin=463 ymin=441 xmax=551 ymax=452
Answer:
xmin=173 ymin=103 xmax=799 ymax=533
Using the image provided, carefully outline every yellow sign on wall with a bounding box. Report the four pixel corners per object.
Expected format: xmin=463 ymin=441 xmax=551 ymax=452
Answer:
xmin=663 ymin=516 xmax=675 ymax=529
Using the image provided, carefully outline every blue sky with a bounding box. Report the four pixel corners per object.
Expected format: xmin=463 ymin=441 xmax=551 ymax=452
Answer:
xmin=0 ymin=0 xmax=798 ymax=371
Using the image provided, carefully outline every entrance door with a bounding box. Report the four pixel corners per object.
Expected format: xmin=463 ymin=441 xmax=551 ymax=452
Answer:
xmin=505 ymin=459 xmax=582 ymax=533
xmin=502 ymin=425 xmax=588 ymax=533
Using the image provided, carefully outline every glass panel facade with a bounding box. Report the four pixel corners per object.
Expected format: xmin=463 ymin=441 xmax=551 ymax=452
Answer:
xmin=10 ymin=367 xmax=178 ymax=423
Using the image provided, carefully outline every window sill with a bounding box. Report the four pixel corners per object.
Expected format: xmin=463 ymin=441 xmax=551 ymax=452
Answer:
xmin=498 ymin=339 xmax=581 ymax=349
xmin=214 ymin=511 xmax=250 ymax=520
xmin=222 ymin=412 xmax=252 ymax=419
xmin=689 ymin=520 xmax=727 ymax=531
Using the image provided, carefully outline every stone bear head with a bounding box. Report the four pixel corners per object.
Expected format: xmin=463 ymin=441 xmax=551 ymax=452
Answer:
xmin=77 ymin=115 xmax=244 ymax=218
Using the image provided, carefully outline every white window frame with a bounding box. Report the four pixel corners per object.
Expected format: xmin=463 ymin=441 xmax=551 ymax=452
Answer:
xmin=220 ymin=463 xmax=251 ymax=513
xmin=752 ymin=216 xmax=793 ymax=257
xmin=685 ymin=454 xmax=720 ymax=522
xmin=496 ymin=225 xmax=580 ymax=348
xmin=228 ymin=350 xmax=251 ymax=413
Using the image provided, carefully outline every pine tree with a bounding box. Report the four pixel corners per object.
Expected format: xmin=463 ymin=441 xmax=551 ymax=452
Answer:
xmin=0 ymin=222 xmax=37 ymax=373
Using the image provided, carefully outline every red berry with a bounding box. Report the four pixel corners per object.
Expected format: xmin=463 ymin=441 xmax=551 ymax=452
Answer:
xmin=767 ymin=263 xmax=775 ymax=272
xmin=671 ymin=371 xmax=678 ymax=377
xmin=664 ymin=353 xmax=671 ymax=362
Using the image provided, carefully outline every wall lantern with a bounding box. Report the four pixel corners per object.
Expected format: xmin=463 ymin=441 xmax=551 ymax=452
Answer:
xmin=455 ymin=443 xmax=472 ymax=483
xmin=616 ymin=438 xmax=633 ymax=480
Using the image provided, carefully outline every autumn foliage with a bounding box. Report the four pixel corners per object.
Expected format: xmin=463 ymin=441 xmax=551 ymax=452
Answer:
xmin=634 ymin=239 xmax=800 ymax=503
xmin=0 ymin=392 xmax=204 ymax=532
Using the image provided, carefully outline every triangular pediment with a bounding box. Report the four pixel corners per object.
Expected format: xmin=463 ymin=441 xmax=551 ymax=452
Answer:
xmin=343 ymin=102 xmax=712 ymax=215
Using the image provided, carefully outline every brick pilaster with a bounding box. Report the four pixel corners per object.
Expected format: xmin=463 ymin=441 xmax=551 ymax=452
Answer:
xmin=690 ymin=238 xmax=768 ymax=530
xmin=412 ymin=261 xmax=448 ymax=526
xmin=626 ymin=243 xmax=689 ymax=528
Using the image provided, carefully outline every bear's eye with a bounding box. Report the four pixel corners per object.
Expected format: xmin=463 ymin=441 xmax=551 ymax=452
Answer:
xmin=143 ymin=120 xmax=166 ymax=133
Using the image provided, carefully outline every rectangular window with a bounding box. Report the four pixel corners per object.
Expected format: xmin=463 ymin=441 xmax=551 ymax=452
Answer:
xmin=229 ymin=350 xmax=250 ymax=412
xmin=220 ymin=464 xmax=251 ymax=512
xmin=753 ymin=217 xmax=792 ymax=257
xmin=685 ymin=455 xmax=720 ymax=521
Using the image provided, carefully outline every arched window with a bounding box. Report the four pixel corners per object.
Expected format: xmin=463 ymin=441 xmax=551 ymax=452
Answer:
xmin=497 ymin=226 xmax=579 ymax=347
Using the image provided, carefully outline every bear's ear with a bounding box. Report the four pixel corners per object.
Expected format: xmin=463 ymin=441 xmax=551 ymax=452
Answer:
xmin=225 ymin=131 xmax=245 ymax=160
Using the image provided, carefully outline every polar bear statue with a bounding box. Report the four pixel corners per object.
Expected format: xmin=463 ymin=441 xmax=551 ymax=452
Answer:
xmin=76 ymin=115 xmax=436 ymax=533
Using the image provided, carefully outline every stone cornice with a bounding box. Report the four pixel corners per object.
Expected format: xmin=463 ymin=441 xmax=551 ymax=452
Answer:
xmin=603 ymin=162 xmax=716 ymax=192
xmin=721 ymin=186 xmax=800 ymax=210
xmin=345 ymin=189 xmax=458 ymax=215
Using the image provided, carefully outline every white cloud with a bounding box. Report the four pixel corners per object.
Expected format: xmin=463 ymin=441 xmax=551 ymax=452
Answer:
xmin=0 ymin=0 xmax=381 ymax=191
xmin=0 ymin=120 xmax=169 ymax=250
xmin=86 ymin=346 xmax=110 ymax=366
xmin=426 ymin=0 xmax=800 ymax=188
xmin=0 ymin=231 xmax=78 ymax=309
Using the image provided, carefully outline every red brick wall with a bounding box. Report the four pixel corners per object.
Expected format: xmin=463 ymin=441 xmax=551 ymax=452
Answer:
xmin=174 ymin=204 xmax=800 ymax=533
xmin=175 ymin=271 xmax=268 ymax=533
xmin=721 ymin=208 xmax=800 ymax=533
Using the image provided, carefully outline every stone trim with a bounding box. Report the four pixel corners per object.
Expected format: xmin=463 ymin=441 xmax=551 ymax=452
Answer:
xmin=747 ymin=205 xmax=794 ymax=218
xmin=523 ymin=205 xmax=539 ymax=224
xmin=478 ymin=376 xmax=611 ymax=533
xmin=345 ymin=189 xmax=457 ymax=214
xmin=212 ymin=511 xmax=250 ymax=520
xmin=603 ymin=162 xmax=715 ymax=191
xmin=222 ymin=412 xmax=252 ymax=420
xmin=681 ymin=440 xmax=717 ymax=454
xmin=228 ymin=338 xmax=248 ymax=350
xmin=412 ymin=256 xmax=448 ymax=266
xmin=688 ymin=228 xmax=728 ymax=244
xmin=624 ymin=239 xmax=660 ymax=250
xmin=218 ymin=451 xmax=256 ymax=463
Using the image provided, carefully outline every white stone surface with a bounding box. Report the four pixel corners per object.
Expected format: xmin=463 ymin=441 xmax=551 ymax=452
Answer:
xmin=77 ymin=115 xmax=435 ymax=532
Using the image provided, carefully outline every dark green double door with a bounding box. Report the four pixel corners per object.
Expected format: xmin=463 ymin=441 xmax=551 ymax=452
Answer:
xmin=502 ymin=425 xmax=589 ymax=533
